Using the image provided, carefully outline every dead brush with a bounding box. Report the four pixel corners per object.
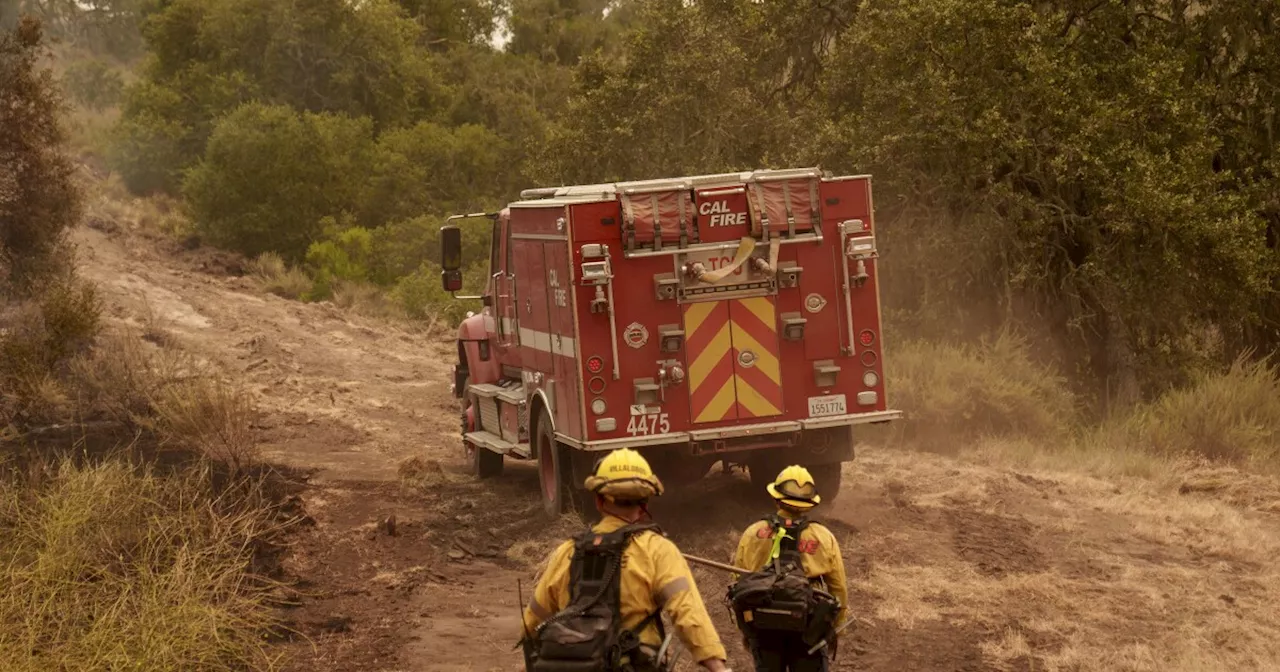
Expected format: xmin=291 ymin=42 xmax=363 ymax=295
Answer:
xmin=68 ymin=327 xmax=170 ymax=425
xmin=248 ymin=252 xmax=311 ymax=300
xmin=1100 ymin=354 xmax=1280 ymax=470
xmin=147 ymin=375 xmax=260 ymax=474
xmin=0 ymin=456 xmax=291 ymax=672
xmin=67 ymin=327 xmax=260 ymax=471
xmin=886 ymin=330 xmax=1075 ymax=447
xmin=1 ymin=279 xmax=100 ymax=429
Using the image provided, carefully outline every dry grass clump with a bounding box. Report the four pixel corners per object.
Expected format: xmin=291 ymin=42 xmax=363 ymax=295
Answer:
xmin=68 ymin=326 xmax=262 ymax=470
xmin=248 ymin=252 xmax=311 ymax=300
xmin=1098 ymin=355 xmax=1280 ymax=470
xmin=148 ymin=375 xmax=259 ymax=472
xmin=331 ymin=279 xmax=408 ymax=323
xmin=0 ymin=279 xmax=100 ymax=427
xmin=886 ymin=331 xmax=1075 ymax=445
xmin=0 ymin=458 xmax=288 ymax=672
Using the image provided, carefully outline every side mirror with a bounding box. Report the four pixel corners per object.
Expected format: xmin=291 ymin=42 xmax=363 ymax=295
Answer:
xmin=441 ymin=225 xmax=463 ymax=292
xmin=441 ymin=225 xmax=463 ymax=272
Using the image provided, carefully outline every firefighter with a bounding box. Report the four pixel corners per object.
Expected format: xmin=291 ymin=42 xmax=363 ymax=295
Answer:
xmin=519 ymin=448 xmax=731 ymax=672
xmin=730 ymin=465 xmax=848 ymax=672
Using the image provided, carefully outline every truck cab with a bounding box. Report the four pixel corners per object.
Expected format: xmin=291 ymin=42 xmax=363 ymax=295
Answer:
xmin=442 ymin=167 xmax=902 ymax=517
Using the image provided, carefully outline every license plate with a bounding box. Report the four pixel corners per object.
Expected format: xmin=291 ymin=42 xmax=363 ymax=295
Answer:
xmin=807 ymin=394 xmax=847 ymax=418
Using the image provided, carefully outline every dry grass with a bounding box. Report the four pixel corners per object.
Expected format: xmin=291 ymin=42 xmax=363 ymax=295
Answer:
xmin=331 ymin=279 xmax=409 ymax=323
xmin=148 ymin=375 xmax=260 ymax=472
xmin=879 ymin=333 xmax=1280 ymax=482
xmin=81 ymin=173 xmax=193 ymax=239
xmin=65 ymin=325 xmax=263 ymax=470
xmin=1 ymin=278 xmax=101 ymax=428
xmin=248 ymin=252 xmax=312 ymax=300
xmin=0 ymin=457 xmax=289 ymax=672
xmin=841 ymin=446 xmax=1280 ymax=672
xmin=884 ymin=331 xmax=1075 ymax=446
xmin=1098 ymin=355 xmax=1280 ymax=470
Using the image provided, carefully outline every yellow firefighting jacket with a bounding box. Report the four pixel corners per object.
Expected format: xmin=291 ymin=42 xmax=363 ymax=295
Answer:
xmin=521 ymin=514 xmax=728 ymax=664
xmin=732 ymin=510 xmax=848 ymax=627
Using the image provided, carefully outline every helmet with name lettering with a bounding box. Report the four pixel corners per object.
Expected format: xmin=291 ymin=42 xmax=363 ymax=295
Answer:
xmin=767 ymin=465 xmax=821 ymax=510
xmin=583 ymin=448 xmax=665 ymax=502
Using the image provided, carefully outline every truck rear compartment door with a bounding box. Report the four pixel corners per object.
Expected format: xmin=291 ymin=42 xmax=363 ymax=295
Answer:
xmin=683 ymin=297 xmax=784 ymax=424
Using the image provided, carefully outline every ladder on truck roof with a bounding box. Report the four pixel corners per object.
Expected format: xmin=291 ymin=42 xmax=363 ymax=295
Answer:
xmin=517 ymin=167 xmax=826 ymax=200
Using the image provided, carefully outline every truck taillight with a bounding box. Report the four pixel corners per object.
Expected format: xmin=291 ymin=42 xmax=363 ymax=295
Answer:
xmin=587 ymin=356 xmax=605 ymax=374
xmin=859 ymin=330 xmax=876 ymax=347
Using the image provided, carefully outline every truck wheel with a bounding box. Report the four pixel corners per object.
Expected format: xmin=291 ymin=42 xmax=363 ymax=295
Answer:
xmin=749 ymin=457 xmax=844 ymax=507
xmin=748 ymin=453 xmax=785 ymax=493
xmin=535 ymin=407 xmax=567 ymax=518
xmin=807 ymin=462 xmax=844 ymax=506
xmin=566 ymin=450 xmax=600 ymax=523
xmin=469 ymin=445 xmax=504 ymax=479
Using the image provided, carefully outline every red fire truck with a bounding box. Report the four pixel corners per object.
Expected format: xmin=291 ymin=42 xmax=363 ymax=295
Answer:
xmin=441 ymin=167 xmax=901 ymax=517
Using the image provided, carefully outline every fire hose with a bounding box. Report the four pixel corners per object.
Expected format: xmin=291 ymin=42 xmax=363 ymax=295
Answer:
xmin=691 ymin=236 xmax=782 ymax=284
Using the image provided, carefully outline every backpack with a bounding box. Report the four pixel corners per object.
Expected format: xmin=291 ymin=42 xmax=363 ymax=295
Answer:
xmin=528 ymin=523 xmax=666 ymax=672
xmin=726 ymin=515 xmax=840 ymax=645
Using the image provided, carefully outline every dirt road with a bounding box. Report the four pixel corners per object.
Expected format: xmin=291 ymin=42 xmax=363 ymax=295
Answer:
xmin=73 ymin=221 xmax=1280 ymax=672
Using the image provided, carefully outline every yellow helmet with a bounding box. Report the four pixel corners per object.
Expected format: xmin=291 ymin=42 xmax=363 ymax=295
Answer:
xmin=766 ymin=465 xmax=821 ymax=509
xmin=583 ymin=448 xmax=665 ymax=501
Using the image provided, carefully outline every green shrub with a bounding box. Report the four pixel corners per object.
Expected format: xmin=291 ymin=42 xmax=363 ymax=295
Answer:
xmin=110 ymin=0 xmax=441 ymax=197
xmin=391 ymin=261 xmax=485 ymax=325
xmin=366 ymin=215 xmax=493 ymax=287
xmin=1 ymin=18 xmax=83 ymax=294
xmin=304 ymin=224 xmax=376 ymax=300
xmin=887 ymin=331 xmax=1075 ymax=444
xmin=182 ymin=103 xmax=375 ymax=262
xmin=108 ymin=100 xmax=192 ymax=195
xmin=360 ymin=121 xmax=511 ymax=227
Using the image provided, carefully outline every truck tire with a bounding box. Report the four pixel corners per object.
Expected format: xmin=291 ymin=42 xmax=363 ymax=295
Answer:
xmin=807 ymin=462 xmax=844 ymax=506
xmin=566 ymin=450 xmax=599 ymax=523
xmin=749 ymin=457 xmax=844 ymax=507
xmin=470 ymin=444 xmax=504 ymax=479
xmin=535 ymin=407 xmax=567 ymax=518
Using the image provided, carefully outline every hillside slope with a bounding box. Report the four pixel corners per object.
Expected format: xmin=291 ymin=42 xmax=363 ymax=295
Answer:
xmin=73 ymin=222 xmax=1280 ymax=672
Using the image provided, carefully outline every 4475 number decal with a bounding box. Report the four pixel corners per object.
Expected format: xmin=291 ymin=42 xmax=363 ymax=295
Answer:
xmin=626 ymin=412 xmax=670 ymax=436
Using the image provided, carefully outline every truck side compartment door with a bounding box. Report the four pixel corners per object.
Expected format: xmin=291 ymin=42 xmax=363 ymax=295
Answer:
xmin=512 ymin=239 xmax=553 ymax=374
xmin=544 ymin=240 xmax=581 ymax=439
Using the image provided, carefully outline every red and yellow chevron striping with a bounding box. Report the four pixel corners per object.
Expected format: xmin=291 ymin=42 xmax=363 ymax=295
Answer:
xmin=684 ymin=300 xmax=737 ymax=423
xmin=683 ymin=297 xmax=783 ymax=423
xmin=729 ymin=297 xmax=783 ymax=419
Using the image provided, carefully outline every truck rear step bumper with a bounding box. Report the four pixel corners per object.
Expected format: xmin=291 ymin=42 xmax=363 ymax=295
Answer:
xmin=464 ymin=430 xmax=532 ymax=459
xmin=557 ymin=409 xmax=903 ymax=452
